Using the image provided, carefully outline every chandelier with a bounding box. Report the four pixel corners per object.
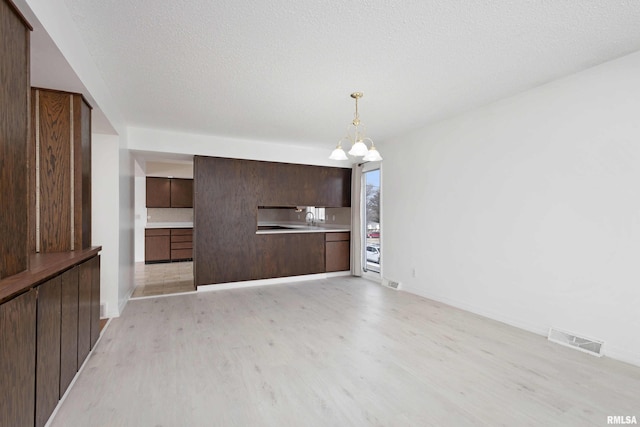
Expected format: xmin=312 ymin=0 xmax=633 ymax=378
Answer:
xmin=329 ymin=92 xmax=382 ymax=162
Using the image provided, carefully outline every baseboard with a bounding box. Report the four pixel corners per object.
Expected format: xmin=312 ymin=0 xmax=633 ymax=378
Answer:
xmin=401 ymin=284 xmax=548 ymax=337
xmin=400 ymin=284 xmax=640 ymax=368
xmin=116 ymin=284 xmax=135 ymax=317
xmin=604 ymin=344 xmax=640 ymax=367
xmin=198 ymin=271 xmax=352 ymax=292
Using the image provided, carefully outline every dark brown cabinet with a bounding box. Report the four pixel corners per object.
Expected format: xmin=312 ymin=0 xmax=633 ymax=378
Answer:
xmin=31 ymin=88 xmax=92 ymax=253
xmin=145 ymin=228 xmax=193 ymax=263
xmin=325 ymin=232 xmax=351 ymax=272
xmin=258 ymin=161 xmax=351 ymax=207
xmin=0 ymin=289 xmax=36 ymax=427
xmin=0 ymin=0 xmax=31 ymax=280
xmin=145 ymin=229 xmax=171 ymax=262
xmin=35 ymin=276 xmax=61 ymax=427
xmin=60 ymin=267 xmax=79 ymax=397
xmin=146 ymin=177 xmax=193 ymax=208
xmin=90 ymin=255 xmax=101 ymax=349
xmin=146 ymin=177 xmax=171 ymax=207
xmin=171 ymin=228 xmax=193 ymax=260
xmin=170 ymin=178 xmax=193 ymax=208
xmin=1 ymin=252 xmax=100 ymax=427
xmin=77 ymin=261 xmax=93 ymax=369
xmin=194 ymin=156 xmax=352 ymax=285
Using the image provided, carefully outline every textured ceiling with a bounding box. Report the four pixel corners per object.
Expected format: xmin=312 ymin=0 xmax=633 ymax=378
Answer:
xmin=61 ymin=0 xmax=640 ymax=149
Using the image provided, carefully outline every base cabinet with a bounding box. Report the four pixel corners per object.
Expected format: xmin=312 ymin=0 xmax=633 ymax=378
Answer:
xmin=145 ymin=229 xmax=170 ymax=262
xmin=0 ymin=290 xmax=36 ymax=427
xmin=0 ymin=253 xmax=100 ymax=427
xmin=146 ymin=228 xmax=193 ymax=263
xmin=60 ymin=267 xmax=79 ymax=397
xmin=325 ymin=232 xmax=350 ymax=272
xmin=35 ymin=277 xmax=61 ymax=427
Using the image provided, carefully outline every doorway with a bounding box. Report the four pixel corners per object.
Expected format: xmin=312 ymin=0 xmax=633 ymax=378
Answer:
xmin=362 ymin=164 xmax=381 ymax=277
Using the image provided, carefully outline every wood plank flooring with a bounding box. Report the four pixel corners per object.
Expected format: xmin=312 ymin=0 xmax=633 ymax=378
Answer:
xmin=132 ymin=261 xmax=194 ymax=298
xmin=50 ymin=277 xmax=640 ymax=426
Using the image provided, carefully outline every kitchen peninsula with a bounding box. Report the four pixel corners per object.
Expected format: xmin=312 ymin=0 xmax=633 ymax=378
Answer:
xmin=194 ymin=156 xmax=352 ymax=285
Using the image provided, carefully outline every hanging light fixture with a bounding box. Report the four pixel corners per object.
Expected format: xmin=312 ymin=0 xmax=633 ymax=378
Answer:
xmin=329 ymin=92 xmax=382 ymax=162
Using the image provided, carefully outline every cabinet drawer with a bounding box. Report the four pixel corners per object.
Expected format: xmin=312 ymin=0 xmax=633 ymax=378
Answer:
xmin=145 ymin=228 xmax=170 ymax=236
xmin=171 ymin=241 xmax=192 ymax=250
xmin=171 ymin=228 xmax=193 ymax=236
xmin=171 ymin=249 xmax=193 ymax=260
xmin=171 ymin=235 xmax=193 ymax=243
xmin=325 ymin=232 xmax=350 ymax=242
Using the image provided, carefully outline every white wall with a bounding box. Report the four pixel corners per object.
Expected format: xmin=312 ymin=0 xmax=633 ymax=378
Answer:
xmin=92 ymin=134 xmax=120 ymax=317
xmin=119 ymin=140 xmax=135 ymax=313
xmin=134 ymin=161 xmax=146 ymax=263
xmin=381 ymin=50 xmax=640 ymax=366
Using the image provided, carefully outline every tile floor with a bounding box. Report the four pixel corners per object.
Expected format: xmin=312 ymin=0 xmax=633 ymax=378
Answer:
xmin=132 ymin=261 xmax=195 ymax=298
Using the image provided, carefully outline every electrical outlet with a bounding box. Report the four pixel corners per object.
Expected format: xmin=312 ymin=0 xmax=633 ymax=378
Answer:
xmin=412 ymin=268 xmax=416 ymax=278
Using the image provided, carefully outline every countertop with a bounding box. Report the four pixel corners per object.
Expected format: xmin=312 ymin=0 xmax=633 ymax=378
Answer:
xmin=0 ymin=247 xmax=102 ymax=304
xmin=145 ymin=222 xmax=193 ymax=229
xmin=256 ymin=222 xmax=350 ymax=235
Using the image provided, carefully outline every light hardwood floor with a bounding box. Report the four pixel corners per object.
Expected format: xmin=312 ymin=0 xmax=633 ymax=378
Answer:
xmin=132 ymin=261 xmax=194 ymax=297
xmin=50 ymin=277 xmax=639 ymax=426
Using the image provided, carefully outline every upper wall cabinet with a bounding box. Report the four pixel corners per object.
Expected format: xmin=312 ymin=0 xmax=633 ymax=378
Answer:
xmin=146 ymin=177 xmax=193 ymax=208
xmin=0 ymin=0 xmax=31 ymax=279
xmin=170 ymin=178 xmax=193 ymax=208
xmin=30 ymin=88 xmax=92 ymax=253
xmin=146 ymin=177 xmax=170 ymax=207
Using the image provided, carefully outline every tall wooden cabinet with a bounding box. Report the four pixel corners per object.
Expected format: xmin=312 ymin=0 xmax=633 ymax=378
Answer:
xmin=30 ymin=87 xmax=92 ymax=253
xmin=0 ymin=3 xmax=102 ymax=425
xmin=0 ymin=0 xmax=31 ymax=280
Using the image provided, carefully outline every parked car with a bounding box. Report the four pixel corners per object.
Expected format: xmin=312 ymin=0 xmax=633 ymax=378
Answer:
xmin=367 ymin=231 xmax=380 ymax=238
xmin=366 ymin=245 xmax=380 ymax=263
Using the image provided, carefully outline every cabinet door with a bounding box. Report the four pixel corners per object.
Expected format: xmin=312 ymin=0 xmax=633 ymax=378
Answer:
xmin=326 ymin=240 xmax=350 ymax=272
xmin=146 ymin=177 xmax=171 ymax=207
xmin=0 ymin=290 xmax=36 ymax=427
xmin=36 ymin=277 xmax=61 ymax=427
xmin=60 ymin=267 xmax=79 ymax=397
xmin=170 ymin=178 xmax=193 ymax=207
xmin=77 ymin=261 xmax=92 ymax=367
xmin=145 ymin=235 xmax=171 ymax=262
xmin=0 ymin=0 xmax=30 ymax=279
xmin=90 ymin=255 xmax=101 ymax=348
xmin=326 ymin=233 xmax=350 ymax=272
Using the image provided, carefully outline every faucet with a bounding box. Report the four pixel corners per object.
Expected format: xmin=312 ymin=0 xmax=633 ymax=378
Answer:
xmin=305 ymin=211 xmax=315 ymax=226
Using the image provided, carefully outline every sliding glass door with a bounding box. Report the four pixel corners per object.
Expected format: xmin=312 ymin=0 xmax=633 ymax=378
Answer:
xmin=362 ymin=163 xmax=381 ymax=277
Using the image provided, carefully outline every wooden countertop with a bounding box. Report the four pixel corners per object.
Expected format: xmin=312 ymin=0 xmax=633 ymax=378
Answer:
xmin=0 ymin=247 xmax=101 ymax=304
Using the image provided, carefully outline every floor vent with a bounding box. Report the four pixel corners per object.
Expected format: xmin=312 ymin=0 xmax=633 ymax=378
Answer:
xmin=548 ymin=328 xmax=604 ymax=357
xmin=382 ymin=278 xmax=400 ymax=290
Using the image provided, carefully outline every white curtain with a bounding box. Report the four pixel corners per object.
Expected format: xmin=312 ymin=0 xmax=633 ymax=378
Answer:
xmin=350 ymin=163 xmax=363 ymax=276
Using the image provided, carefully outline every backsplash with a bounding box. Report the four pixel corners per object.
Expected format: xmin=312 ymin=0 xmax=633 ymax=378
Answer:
xmin=257 ymin=207 xmax=351 ymax=226
xmin=147 ymin=208 xmax=193 ymax=223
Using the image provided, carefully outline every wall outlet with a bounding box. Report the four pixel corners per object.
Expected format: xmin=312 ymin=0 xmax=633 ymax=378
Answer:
xmin=412 ymin=268 xmax=416 ymax=278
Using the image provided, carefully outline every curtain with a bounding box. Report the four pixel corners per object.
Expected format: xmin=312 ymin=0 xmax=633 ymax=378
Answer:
xmin=350 ymin=163 xmax=363 ymax=276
